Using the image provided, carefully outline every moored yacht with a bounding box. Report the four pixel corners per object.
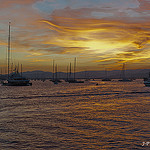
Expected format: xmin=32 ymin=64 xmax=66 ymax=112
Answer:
xmin=2 ymin=71 xmax=32 ymax=86
xmin=2 ymin=22 xmax=32 ymax=86
xmin=118 ymin=63 xmax=132 ymax=82
xmin=50 ymin=62 xmax=62 ymax=84
xmin=66 ymin=58 xmax=84 ymax=83
xmin=102 ymin=68 xmax=111 ymax=81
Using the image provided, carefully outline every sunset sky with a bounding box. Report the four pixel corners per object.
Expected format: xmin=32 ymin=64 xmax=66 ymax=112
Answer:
xmin=0 ymin=0 xmax=150 ymax=72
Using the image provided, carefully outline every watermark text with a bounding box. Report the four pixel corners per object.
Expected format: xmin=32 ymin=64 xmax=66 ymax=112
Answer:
xmin=142 ymin=142 xmax=150 ymax=146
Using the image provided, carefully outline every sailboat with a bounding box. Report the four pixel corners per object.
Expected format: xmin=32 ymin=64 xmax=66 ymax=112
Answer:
xmin=102 ymin=69 xmax=111 ymax=81
xmin=144 ymin=72 xmax=150 ymax=87
xmin=50 ymin=60 xmax=61 ymax=84
xmin=2 ymin=22 xmax=32 ymax=86
xmin=67 ymin=58 xmax=84 ymax=83
xmin=118 ymin=63 xmax=132 ymax=82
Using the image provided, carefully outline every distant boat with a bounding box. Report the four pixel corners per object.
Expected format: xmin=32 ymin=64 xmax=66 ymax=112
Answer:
xmin=50 ymin=61 xmax=61 ymax=84
xmin=2 ymin=70 xmax=32 ymax=86
xmin=102 ymin=78 xmax=111 ymax=81
xmin=118 ymin=63 xmax=132 ymax=82
xmin=68 ymin=80 xmax=84 ymax=83
xmin=2 ymin=22 xmax=32 ymax=86
xmin=102 ymin=69 xmax=111 ymax=81
xmin=66 ymin=58 xmax=84 ymax=83
xmin=144 ymin=72 xmax=150 ymax=87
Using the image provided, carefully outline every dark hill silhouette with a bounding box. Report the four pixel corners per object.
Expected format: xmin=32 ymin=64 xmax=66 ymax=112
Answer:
xmin=20 ymin=69 xmax=150 ymax=80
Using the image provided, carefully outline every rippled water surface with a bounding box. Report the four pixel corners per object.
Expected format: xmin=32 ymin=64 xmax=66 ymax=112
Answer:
xmin=0 ymin=79 xmax=150 ymax=149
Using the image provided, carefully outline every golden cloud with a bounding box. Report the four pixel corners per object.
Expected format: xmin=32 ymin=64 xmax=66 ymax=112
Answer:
xmin=1 ymin=1 xmax=150 ymax=71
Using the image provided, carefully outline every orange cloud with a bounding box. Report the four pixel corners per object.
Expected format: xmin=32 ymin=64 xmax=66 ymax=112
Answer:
xmin=41 ymin=16 xmax=150 ymax=50
xmin=0 ymin=1 xmax=150 ymax=71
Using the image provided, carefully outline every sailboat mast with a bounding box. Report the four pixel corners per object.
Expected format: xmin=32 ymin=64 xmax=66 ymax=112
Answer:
xmin=17 ymin=62 xmax=19 ymax=73
xmin=69 ymin=62 xmax=71 ymax=80
xmin=8 ymin=22 xmax=11 ymax=79
xmin=67 ymin=65 xmax=68 ymax=81
xmin=52 ymin=60 xmax=55 ymax=80
xmin=55 ymin=64 xmax=57 ymax=80
xmin=21 ymin=64 xmax=22 ymax=77
xmin=122 ymin=63 xmax=125 ymax=79
xmin=74 ymin=57 xmax=76 ymax=80
xmin=11 ymin=63 xmax=13 ymax=73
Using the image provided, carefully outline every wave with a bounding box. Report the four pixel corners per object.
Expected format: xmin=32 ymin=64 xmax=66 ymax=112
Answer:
xmin=1 ymin=91 xmax=150 ymax=100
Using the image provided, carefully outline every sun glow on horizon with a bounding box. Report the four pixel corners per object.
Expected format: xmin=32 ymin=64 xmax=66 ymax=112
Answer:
xmin=0 ymin=0 xmax=150 ymax=71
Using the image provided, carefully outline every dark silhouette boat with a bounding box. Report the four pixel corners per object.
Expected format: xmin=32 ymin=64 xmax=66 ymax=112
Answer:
xmin=50 ymin=61 xmax=62 ymax=84
xmin=3 ymin=71 xmax=32 ymax=86
xmin=102 ymin=69 xmax=111 ymax=81
xmin=66 ymin=58 xmax=84 ymax=83
xmin=2 ymin=22 xmax=32 ymax=86
xmin=118 ymin=63 xmax=132 ymax=82
xmin=102 ymin=78 xmax=111 ymax=81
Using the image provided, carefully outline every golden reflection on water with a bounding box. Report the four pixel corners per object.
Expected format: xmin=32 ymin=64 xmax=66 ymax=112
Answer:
xmin=0 ymin=79 xmax=149 ymax=149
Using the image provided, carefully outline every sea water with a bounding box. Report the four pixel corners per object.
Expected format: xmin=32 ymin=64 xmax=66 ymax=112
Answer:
xmin=0 ymin=79 xmax=149 ymax=149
